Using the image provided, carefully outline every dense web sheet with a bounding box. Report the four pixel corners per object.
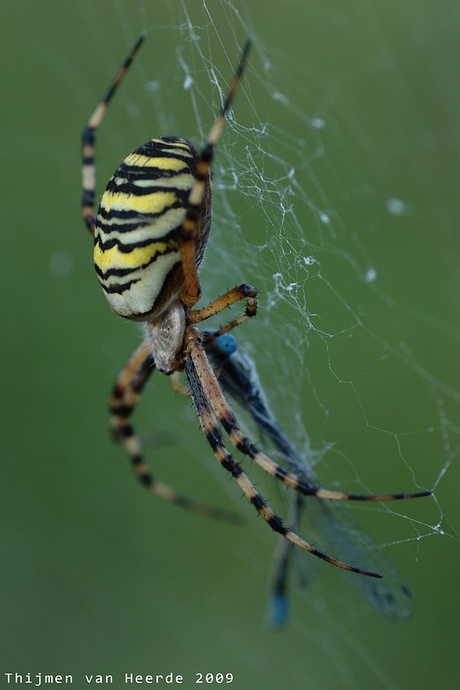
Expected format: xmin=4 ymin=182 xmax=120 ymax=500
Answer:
xmin=74 ymin=0 xmax=458 ymax=685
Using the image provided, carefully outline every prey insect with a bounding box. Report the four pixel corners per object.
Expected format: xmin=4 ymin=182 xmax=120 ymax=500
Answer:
xmin=205 ymin=330 xmax=431 ymax=623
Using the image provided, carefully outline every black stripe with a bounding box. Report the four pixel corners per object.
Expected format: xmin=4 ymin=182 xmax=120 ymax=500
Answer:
xmin=95 ymin=230 xmax=178 ymax=253
xmin=98 ymin=199 xmax=184 ymax=228
xmin=267 ymin=514 xmax=288 ymax=535
xmin=110 ymin=403 xmax=133 ymax=417
xmin=116 ymin=423 xmax=134 ymax=439
xmin=200 ymin=143 xmax=214 ymax=165
xmin=116 ymin=160 xmax=192 ymax=180
xmin=94 ymin=242 xmax=178 ymax=281
xmin=137 ymin=469 xmax=153 ymax=487
xmin=106 ymin=175 xmax=191 ymax=197
xmin=82 ymin=191 xmax=94 ymax=206
xmin=221 ymin=454 xmax=243 ymax=478
xmin=274 ymin=465 xmax=289 ymax=481
xmin=99 ymin=277 xmax=139 ymax=294
xmin=82 ymin=126 xmax=95 ymax=146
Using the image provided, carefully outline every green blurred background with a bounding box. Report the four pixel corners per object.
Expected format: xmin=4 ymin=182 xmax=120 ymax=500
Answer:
xmin=2 ymin=1 xmax=460 ymax=688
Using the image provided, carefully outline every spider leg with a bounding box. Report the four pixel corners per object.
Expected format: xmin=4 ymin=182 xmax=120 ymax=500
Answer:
xmin=169 ymin=372 xmax=191 ymax=397
xmin=170 ymin=282 xmax=258 ymax=397
xmin=183 ymin=327 xmax=382 ymax=578
xmin=198 ymin=335 xmax=432 ymax=503
xmin=204 ymin=332 xmax=431 ymax=503
xmin=305 ymin=487 xmax=431 ymax=501
xmin=180 ymin=41 xmax=251 ymax=308
xmin=81 ymin=34 xmax=145 ymax=235
xmin=109 ymin=340 xmax=242 ymax=524
xmin=189 ymin=283 xmax=258 ymax=331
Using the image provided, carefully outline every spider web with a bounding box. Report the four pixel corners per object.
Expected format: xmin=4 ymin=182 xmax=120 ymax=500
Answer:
xmin=67 ymin=0 xmax=460 ymax=686
xmin=108 ymin=5 xmax=456 ymax=504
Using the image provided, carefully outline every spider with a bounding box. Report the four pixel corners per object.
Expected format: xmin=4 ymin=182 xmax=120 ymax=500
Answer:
xmin=81 ymin=35 xmax=430 ymax=580
xmin=204 ymin=331 xmax=431 ymax=623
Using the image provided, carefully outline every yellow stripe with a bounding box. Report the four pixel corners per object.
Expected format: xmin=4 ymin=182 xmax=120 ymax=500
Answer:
xmin=94 ymin=239 xmax=177 ymax=273
xmin=151 ymin=138 xmax=193 ymax=152
xmin=101 ymin=189 xmax=177 ymax=214
xmin=124 ymin=153 xmax=190 ymax=171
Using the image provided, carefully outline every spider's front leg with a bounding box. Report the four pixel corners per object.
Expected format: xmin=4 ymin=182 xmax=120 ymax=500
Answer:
xmin=189 ymin=283 xmax=258 ymax=335
xmin=109 ymin=339 xmax=241 ymax=524
xmin=81 ymin=34 xmax=145 ymax=235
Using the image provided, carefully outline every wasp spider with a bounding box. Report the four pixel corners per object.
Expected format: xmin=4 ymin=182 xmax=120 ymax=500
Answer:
xmin=81 ymin=36 xmax=430 ymax=579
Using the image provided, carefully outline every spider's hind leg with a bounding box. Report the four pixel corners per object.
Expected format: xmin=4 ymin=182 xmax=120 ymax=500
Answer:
xmin=109 ymin=340 xmax=241 ymax=524
xmin=183 ymin=327 xmax=381 ymax=578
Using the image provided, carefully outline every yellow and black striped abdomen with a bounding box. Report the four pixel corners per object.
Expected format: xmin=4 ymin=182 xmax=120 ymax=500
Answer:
xmin=94 ymin=136 xmax=211 ymax=321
